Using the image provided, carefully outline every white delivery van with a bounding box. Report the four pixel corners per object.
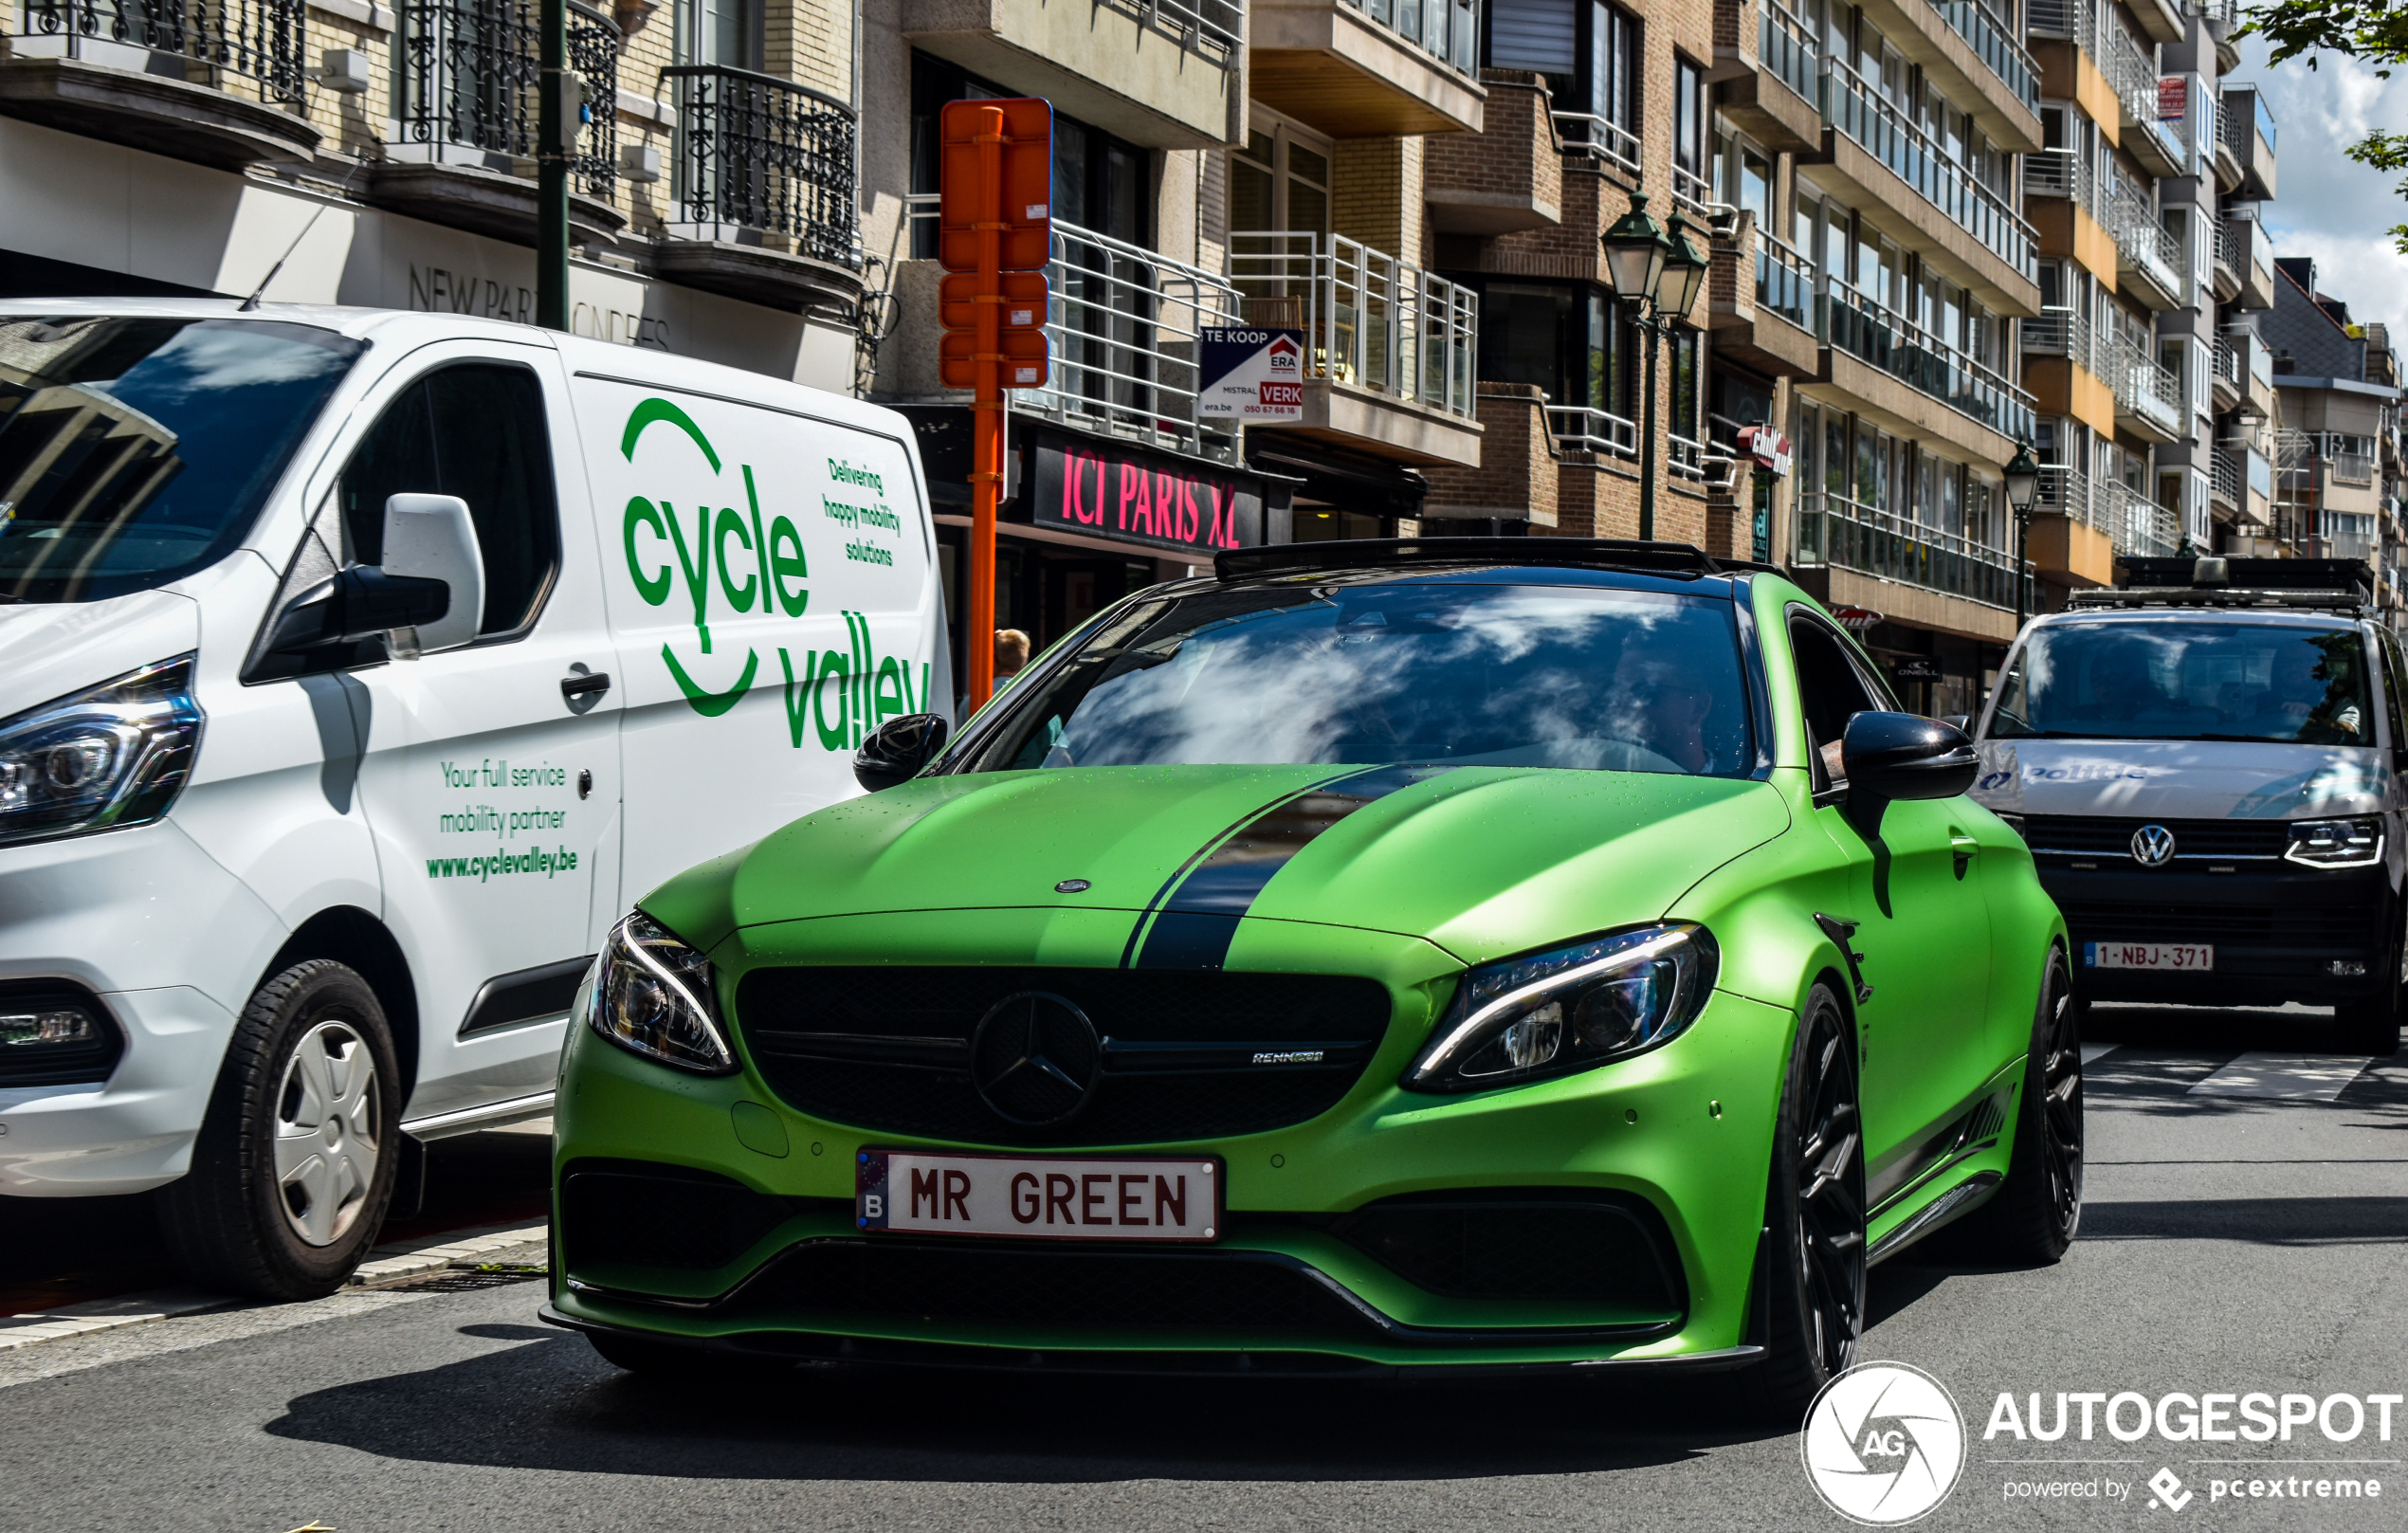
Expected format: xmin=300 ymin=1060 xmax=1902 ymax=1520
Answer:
xmin=0 ymin=301 xmax=948 ymax=1295
xmin=1970 ymin=557 xmax=2402 ymax=1056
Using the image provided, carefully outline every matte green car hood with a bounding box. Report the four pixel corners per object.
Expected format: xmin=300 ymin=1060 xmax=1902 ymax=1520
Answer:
xmin=643 ymin=765 xmax=1791 ymax=968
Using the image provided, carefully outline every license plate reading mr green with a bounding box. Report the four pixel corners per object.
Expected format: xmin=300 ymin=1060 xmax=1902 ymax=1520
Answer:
xmin=2085 ymin=941 xmax=2213 ymax=971
xmin=855 ymin=1150 xmax=1222 ymax=1241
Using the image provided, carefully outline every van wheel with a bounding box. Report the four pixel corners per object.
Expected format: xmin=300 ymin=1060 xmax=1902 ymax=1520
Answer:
xmin=1734 ymin=982 xmax=1865 ymax=1419
xmin=156 ymin=959 xmax=401 ymax=1301
xmin=1949 ymin=945 xmax=2084 ymax=1264
xmin=2334 ymin=988 xmax=2402 ymax=1057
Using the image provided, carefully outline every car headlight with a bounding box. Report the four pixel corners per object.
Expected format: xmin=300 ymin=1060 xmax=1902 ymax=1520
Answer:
xmin=0 ymin=656 xmax=202 ymax=849
xmin=2284 ymin=817 xmax=2383 ymax=869
xmin=1401 ymin=924 xmax=1718 ymax=1094
xmin=586 ymin=913 xmax=739 ymax=1074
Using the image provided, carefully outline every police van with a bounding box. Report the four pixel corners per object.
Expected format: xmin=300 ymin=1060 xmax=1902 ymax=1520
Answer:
xmin=0 ymin=302 xmax=948 ymax=1296
xmin=1970 ymin=558 xmax=2402 ymax=1056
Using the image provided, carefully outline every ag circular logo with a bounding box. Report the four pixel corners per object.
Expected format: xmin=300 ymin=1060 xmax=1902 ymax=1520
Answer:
xmin=1800 ymin=1360 xmax=1966 ymax=1525
xmin=970 ymin=992 xmax=1101 ymax=1127
xmin=2130 ymin=823 xmax=2178 ymax=867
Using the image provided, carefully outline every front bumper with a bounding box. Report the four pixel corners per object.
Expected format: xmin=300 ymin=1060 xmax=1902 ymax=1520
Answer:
xmin=2044 ymin=864 xmax=2398 ymax=1007
xmin=550 ymin=914 xmax=1795 ymax=1371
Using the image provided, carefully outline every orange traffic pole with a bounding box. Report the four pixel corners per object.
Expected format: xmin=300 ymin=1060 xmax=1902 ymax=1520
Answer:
xmin=965 ymin=104 xmax=1006 ymax=712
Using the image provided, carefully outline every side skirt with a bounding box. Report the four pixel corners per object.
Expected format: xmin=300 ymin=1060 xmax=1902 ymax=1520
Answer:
xmin=1867 ymin=1170 xmax=2003 ymax=1267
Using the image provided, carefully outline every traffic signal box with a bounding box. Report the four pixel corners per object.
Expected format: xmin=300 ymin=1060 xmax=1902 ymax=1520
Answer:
xmin=936 ymin=96 xmax=1052 ymax=706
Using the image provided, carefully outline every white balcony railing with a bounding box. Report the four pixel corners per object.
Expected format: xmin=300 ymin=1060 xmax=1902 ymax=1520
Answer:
xmin=2107 ymin=172 xmax=2185 ymax=301
xmin=904 ymin=195 xmax=1243 ymax=461
xmin=1552 ymin=112 xmax=1642 ymax=180
xmin=1227 ymin=230 xmax=1480 ymax=419
xmin=1796 ymin=490 xmax=2028 ymax=611
xmin=2109 ymin=331 xmax=2182 ymax=434
xmin=1822 ymin=63 xmax=2035 ymax=279
xmin=1544 ymin=404 xmax=1639 ymax=460
xmin=2033 ymin=465 xmax=2181 ymax=557
xmin=2022 ymin=306 xmax=2096 ymax=372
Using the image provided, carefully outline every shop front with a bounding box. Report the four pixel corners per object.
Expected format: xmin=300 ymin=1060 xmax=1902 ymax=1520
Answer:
xmin=901 ymin=411 xmax=1274 ymax=691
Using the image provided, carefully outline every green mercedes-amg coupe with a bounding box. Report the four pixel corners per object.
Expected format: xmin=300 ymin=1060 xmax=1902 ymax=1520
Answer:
xmin=542 ymin=538 xmax=2080 ymax=1411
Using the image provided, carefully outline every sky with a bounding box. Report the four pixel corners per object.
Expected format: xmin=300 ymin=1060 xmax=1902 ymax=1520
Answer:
xmin=2237 ymin=34 xmax=2408 ymax=317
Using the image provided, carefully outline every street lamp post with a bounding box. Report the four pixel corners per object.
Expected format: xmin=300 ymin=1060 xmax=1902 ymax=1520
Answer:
xmin=2005 ymin=440 xmax=2041 ymax=631
xmin=1600 ymin=194 xmax=1710 ymax=542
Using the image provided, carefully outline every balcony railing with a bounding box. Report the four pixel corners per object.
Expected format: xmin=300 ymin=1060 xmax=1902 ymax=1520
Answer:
xmin=2332 ymin=452 xmax=2376 ymax=486
xmin=1229 ymin=230 xmax=1479 ymax=420
xmin=1669 ymin=430 xmax=1713 ymax=482
xmin=1760 ymin=0 xmax=1819 ymax=105
xmin=394 ymin=0 xmax=618 ymax=196
xmin=1757 ymin=234 xmax=1813 ymax=331
xmin=1341 ymin=0 xmax=1478 ymax=75
xmin=16 ymin=0 xmax=307 ymax=106
xmin=2212 ymin=335 xmax=2240 ymax=392
xmin=2212 ymin=447 xmax=2240 ymax=506
xmin=1552 ymin=111 xmax=1641 ymax=180
xmin=1824 ymin=275 xmax=2037 ymax=442
xmin=1926 ymin=0 xmax=2038 ymax=109
xmin=1796 ymin=490 xmax=2027 ymax=611
xmin=2037 ymin=465 xmax=2180 ymax=557
xmin=2023 ymin=148 xmax=2097 ymax=212
xmin=1672 ymin=162 xmax=1715 ymax=217
xmin=1547 ymin=404 xmax=1639 ymax=460
xmin=661 ymin=66 xmax=857 ymax=268
xmin=2106 ymin=172 xmax=2183 ymax=301
xmin=2022 ymin=306 xmax=2095 ymax=371
xmin=2108 ymin=331 xmax=2181 ymax=434
xmin=2212 ymin=217 xmax=2238 ymax=283
xmin=2033 ymin=0 xmax=2156 ymax=123
xmin=1822 ymin=64 xmax=2035 ymax=279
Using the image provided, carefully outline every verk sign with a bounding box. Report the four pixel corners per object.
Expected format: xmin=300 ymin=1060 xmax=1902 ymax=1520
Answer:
xmin=1029 ymin=432 xmax=1265 ymax=557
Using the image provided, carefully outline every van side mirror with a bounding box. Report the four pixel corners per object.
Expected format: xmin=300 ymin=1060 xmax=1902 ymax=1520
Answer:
xmin=1842 ymin=711 xmax=1978 ymax=839
xmin=854 ymin=713 xmax=949 ymax=792
xmin=379 ymin=494 xmax=483 ymax=655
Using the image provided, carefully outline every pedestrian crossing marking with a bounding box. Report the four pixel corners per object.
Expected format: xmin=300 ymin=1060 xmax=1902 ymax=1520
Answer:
xmin=2186 ymin=1052 xmax=2373 ymax=1102
xmin=2081 ymin=1043 xmax=2118 ymax=1066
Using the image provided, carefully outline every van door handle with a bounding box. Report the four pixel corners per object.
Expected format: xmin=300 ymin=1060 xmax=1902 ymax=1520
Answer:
xmin=560 ymin=671 xmax=611 ymax=699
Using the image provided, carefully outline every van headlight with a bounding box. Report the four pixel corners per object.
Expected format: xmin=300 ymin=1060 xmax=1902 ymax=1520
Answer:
xmin=2284 ymin=818 xmax=2383 ymax=869
xmin=586 ymin=913 xmax=739 ymax=1074
xmin=1401 ymin=924 xmax=1718 ymax=1093
xmin=0 ymin=656 xmax=202 ymax=849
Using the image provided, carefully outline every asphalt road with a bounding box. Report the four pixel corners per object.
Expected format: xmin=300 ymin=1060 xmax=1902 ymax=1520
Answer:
xmin=1 ymin=1002 xmax=2401 ymax=1533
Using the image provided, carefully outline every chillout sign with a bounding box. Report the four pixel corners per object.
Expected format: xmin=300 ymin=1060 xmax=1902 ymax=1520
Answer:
xmin=1029 ymin=431 xmax=1265 ymax=557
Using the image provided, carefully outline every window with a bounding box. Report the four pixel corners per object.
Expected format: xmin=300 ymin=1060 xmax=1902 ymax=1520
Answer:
xmin=1229 ymin=114 xmax=1332 ymax=236
xmin=339 ymin=363 xmax=558 ymax=639
xmin=1673 ymin=57 xmax=1706 ymax=201
xmin=910 ymin=53 xmax=1152 ymax=256
xmin=678 ymin=0 xmax=761 ymax=69
xmin=1670 ymin=330 xmax=1701 ymax=442
xmin=1790 ymin=615 xmax=1885 ymax=786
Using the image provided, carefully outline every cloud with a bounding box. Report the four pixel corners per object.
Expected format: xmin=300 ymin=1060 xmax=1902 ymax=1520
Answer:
xmin=2235 ymin=37 xmax=2408 ymax=311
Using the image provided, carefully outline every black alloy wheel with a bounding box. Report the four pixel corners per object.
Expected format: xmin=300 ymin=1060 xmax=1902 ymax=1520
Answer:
xmin=1954 ymin=945 xmax=2084 ymax=1263
xmin=1742 ymin=982 xmax=1866 ymax=1417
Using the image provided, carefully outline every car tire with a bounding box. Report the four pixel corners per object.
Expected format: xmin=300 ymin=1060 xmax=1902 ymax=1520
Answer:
xmin=155 ymin=959 xmax=402 ymax=1301
xmin=1738 ymin=980 xmax=1866 ymax=1420
xmin=1950 ymin=944 xmax=2084 ymax=1265
xmin=2333 ymin=989 xmax=2402 ymax=1057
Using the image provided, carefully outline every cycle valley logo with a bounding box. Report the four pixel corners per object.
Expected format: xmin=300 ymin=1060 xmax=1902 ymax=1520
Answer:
xmin=1802 ymin=1361 xmax=1969 ymax=1525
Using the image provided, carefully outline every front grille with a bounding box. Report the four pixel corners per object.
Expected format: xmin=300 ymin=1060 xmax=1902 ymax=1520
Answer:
xmin=560 ymin=1159 xmax=797 ymax=1270
xmin=2055 ymin=900 xmax=2379 ymax=947
xmin=1330 ymin=1193 xmax=1684 ymax=1309
xmin=734 ymin=967 xmax=1394 ymax=1146
xmin=2022 ymin=815 xmax=2290 ymax=861
xmin=733 ymin=1239 xmax=1379 ymax=1338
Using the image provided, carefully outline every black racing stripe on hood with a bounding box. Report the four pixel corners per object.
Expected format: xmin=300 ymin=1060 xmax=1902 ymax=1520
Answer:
xmin=1128 ymin=764 xmax=1456 ymax=971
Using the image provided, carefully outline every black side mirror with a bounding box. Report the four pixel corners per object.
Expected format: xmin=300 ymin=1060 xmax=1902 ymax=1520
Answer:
xmin=1940 ymin=714 xmax=1971 ymax=735
xmin=265 ymin=567 xmax=451 ymax=657
xmin=854 ymin=712 xmax=950 ymax=792
xmin=1842 ymin=711 xmax=1978 ymax=839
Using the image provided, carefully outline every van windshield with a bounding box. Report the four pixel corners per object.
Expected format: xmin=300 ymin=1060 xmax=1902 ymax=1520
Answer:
xmin=0 ymin=316 xmax=362 ymax=603
xmin=958 ymin=581 xmax=1755 ymax=777
xmin=1989 ymin=619 xmax=2377 ymax=746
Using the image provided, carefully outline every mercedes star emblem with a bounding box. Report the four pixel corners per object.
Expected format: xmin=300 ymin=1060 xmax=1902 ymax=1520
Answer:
xmin=2130 ymin=824 xmax=2178 ymax=867
xmin=969 ymin=991 xmax=1101 ymax=1126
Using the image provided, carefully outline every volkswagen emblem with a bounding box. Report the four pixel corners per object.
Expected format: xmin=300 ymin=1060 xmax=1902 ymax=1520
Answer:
xmin=2130 ymin=824 xmax=2178 ymax=867
xmin=969 ymin=991 xmax=1101 ymax=1127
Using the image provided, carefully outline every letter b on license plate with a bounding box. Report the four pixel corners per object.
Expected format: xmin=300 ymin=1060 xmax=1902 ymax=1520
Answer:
xmin=856 ymin=1150 xmax=1222 ymax=1241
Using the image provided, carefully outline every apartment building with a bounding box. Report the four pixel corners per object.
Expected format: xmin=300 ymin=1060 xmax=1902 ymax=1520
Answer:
xmin=858 ymin=0 xmax=1489 ymax=672
xmin=0 ymin=0 xmax=870 ymax=382
xmin=2253 ymin=258 xmax=2406 ymax=612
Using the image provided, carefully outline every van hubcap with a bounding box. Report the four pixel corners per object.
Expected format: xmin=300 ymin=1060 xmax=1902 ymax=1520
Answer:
xmin=272 ymin=1019 xmax=381 ymax=1248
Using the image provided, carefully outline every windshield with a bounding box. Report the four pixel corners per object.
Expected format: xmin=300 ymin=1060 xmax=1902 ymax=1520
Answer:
xmin=0 ymin=316 xmax=363 ymax=603
xmin=1989 ymin=619 xmax=2376 ymax=746
xmin=959 ymin=580 xmax=1755 ymax=777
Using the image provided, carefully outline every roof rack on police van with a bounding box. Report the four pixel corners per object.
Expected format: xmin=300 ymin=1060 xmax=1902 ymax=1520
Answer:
xmin=1213 ymin=538 xmax=1784 ymax=583
xmin=2066 ymin=555 xmax=2373 ymax=615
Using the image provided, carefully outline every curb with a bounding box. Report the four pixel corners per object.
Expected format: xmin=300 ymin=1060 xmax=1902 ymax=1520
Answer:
xmin=347 ymin=1223 xmax=551 ymax=1287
